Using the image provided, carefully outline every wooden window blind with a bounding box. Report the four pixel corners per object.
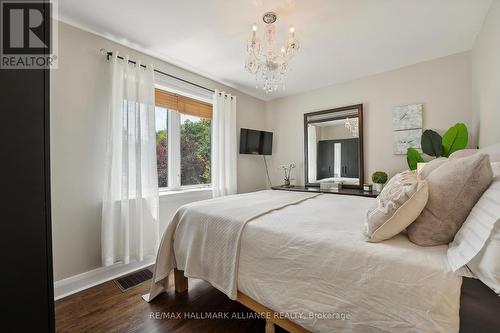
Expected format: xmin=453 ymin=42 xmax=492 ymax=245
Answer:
xmin=155 ymin=88 xmax=212 ymax=119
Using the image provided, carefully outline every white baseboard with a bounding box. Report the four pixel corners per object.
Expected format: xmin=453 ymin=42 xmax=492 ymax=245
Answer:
xmin=53 ymin=255 xmax=155 ymax=300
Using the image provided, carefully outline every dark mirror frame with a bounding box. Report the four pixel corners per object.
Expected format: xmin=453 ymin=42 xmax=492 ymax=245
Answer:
xmin=303 ymin=104 xmax=364 ymax=189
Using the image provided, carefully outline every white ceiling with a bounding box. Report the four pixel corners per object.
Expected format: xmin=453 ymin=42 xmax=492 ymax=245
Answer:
xmin=58 ymin=0 xmax=492 ymax=101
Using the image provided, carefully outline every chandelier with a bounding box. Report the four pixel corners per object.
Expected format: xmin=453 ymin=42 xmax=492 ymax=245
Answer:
xmin=245 ymin=12 xmax=299 ymax=93
xmin=345 ymin=118 xmax=359 ymax=137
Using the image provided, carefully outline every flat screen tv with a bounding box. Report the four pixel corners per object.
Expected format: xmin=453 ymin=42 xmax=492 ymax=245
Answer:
xmin=239 ymin=128 xmax=273 ymax=155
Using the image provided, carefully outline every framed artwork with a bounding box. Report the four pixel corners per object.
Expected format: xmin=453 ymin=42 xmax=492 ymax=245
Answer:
xmin=393 ymin=129 xmax=422 ymax=155
xmin=393 ymin=103 xmax=423 ymax=154
xmin=393 ymin=103 xmax=423 ymax=130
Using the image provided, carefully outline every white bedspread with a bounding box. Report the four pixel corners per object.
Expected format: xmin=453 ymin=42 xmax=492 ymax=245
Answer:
xmin=143 ymin=190 xmax=320 ymax=301
xmin=145 ymin=190 xmax=462 ymax=332
xmin=238 ymin=194 xmax=462 ymax=333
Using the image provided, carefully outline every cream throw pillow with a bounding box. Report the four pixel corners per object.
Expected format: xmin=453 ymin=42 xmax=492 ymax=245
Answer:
xmin=407 ymin=154 xmax=493 ymax=246
xmin=365 ymin=171 xmax=428 ymax=242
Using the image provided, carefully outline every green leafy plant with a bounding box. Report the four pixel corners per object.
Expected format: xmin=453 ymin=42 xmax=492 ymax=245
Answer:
xmin=407 ymin=147 xmax=425 ymax=171
xmin=442 ymin=123 xmax=468 ymax=157
xmin=372 ymin=171 xmax=388 ymax=184
xmin=421 ymin=129 xmax=442 ymax=157
xmin=405 ymin=123 xmax=469 ymax=169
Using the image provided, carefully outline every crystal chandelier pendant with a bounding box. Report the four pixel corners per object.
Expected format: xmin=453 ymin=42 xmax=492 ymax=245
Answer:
xmin=245 ymin=12 xmax=299 ymax=94
xmin=345 ymin=118 xmax=359 ymax=137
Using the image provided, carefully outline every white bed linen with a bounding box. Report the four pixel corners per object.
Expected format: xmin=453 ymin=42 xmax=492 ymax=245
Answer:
xmin=318 ymin=177 xmax=359 ymax=185
xmin=144 ymin=190 xmax=320 ymax=301
xmin=238 ymin=194 xmax=462 ymax=333
xmin=448 ymin=165 xmax=500 ymax=271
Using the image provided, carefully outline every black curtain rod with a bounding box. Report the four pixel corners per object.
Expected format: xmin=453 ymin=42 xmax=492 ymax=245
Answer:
xmin=105 ymin=51 xmax=219 ymax=95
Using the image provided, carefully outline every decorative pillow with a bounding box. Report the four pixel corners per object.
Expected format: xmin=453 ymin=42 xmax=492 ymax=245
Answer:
xmin=479 ymin=142 xmax=500 ymax=162
xmin=448 ymin=162 xmax=500 ymax=293
xmin=419 ymin=157 xmax=447 ymax=179
xmin=420 ymin=151 xmax=477 ymax=180
xmin=493 ymin=162 xmax=500 ymax=177
xmin=449 ymin=149 xmax=478 ymax=159
xmin=407 ymin=154 xmax=493 ymax=246
xmin=448 ymin=163 xmax=500 ymax=268
xmin=364 ymin=171 xmax=428 ymax=242
xmin=467 ymin=222 xmax=500 ymax=294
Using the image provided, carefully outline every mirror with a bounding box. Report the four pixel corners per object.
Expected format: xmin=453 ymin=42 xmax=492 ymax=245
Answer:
xmin=304 ymin=104 xmax=364 ymax=188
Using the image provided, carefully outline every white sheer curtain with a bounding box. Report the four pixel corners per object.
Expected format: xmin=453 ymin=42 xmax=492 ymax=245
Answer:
xmin=308 ymin=124 xmax=317 ymax=183
xmin=101 ymin=53 xmax=159 ymax=267
xmin=212 ymin=90 xmax=237 ymax=197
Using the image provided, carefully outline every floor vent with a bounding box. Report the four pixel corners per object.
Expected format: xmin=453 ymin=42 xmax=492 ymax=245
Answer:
xmin=114 ymin=268 xmax=153 ymax=292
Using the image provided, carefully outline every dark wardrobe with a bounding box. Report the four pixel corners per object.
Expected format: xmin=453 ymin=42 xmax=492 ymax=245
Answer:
xmin=1 ymin=2 xmax=54 ymax=328
xmin=316 ymin=138 xmax=359 ymax=180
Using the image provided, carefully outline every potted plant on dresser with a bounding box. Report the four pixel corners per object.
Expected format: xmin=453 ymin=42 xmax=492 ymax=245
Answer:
xmin=372 ymin=171 xmax=388 ymax=193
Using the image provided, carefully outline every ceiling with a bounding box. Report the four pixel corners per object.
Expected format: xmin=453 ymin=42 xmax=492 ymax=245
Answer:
xmin=58 ymin=0 xmax=492 ymax=101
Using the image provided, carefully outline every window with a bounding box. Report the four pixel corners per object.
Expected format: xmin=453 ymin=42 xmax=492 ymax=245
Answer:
xmin=180 ymin=113 xmax=211 ymax=186
xmin=155 ymin=88 xmax=212 ymax=189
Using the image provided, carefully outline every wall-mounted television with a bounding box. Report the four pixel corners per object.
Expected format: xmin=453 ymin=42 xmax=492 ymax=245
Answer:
xmin=239 ymin=128 xmax=273 ymax=155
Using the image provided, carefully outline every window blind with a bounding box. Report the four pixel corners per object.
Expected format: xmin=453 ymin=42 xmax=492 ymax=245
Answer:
xmin=155 ymin=88 xmax=212 ymax=119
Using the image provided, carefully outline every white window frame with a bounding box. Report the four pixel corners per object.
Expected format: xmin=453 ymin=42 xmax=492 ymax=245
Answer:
xmin=167 ymin=109 xmax=181 ymax=189
xmin=155 ymin=83 xmax=213 ymax=192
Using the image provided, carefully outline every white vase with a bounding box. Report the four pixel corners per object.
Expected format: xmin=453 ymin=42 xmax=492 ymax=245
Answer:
xmin=373 ymin=183 xmax=384 ymax=193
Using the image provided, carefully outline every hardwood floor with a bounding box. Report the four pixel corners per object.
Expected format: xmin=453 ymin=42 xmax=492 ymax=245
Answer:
xmin=55 ymin=271 xmax=286 ymax=333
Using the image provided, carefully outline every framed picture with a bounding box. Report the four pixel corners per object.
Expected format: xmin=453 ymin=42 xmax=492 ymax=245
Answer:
xmin=393 ymin=129 xmax=422 ymax=155
xmin=393 ymin=103 xmax=423 ymax=131
xmin=393 ymin=103 xmax=423 ymax=154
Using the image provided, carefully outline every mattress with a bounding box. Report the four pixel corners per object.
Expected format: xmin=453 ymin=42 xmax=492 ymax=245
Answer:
xmin=237 ymin=194 xmax=462 ymax=333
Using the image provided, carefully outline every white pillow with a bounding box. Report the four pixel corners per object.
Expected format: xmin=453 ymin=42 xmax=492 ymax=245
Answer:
xmin=479 ymin=142 xmax=500 ymax=162
xmin=467 ymin=223 xmax=500 ymax=294
xmin=364 ymin=171 xmax=428 ymax=242
xmin=491 ymin=162 xmax=500 ymax=177
xmin=448 ymin=163 xmax=500 ymax=292
xmin=447 ymin=142 xmax=500 ymax=162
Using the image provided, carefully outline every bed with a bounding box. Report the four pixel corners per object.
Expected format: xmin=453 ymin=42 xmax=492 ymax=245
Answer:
xmin=144 ymin=190 xmax=497 ymax=333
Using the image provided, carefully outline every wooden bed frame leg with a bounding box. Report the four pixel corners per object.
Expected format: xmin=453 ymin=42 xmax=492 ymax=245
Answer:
xmin=265 ymin=319 xmax=275 ymax=333
xmin=174 ymin=268 xmax=188 ymax=293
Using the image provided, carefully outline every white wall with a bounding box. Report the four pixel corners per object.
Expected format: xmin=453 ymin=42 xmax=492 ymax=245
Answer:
xmin=50 ymin=22 xmax=267 ymax=281
xmin=265 ymin=52 xmax=473 ymax=186
xmin=472 ymin=0 xmax=500 ymax=148
xmin=51 ymin=20 xmax=485 ymax=283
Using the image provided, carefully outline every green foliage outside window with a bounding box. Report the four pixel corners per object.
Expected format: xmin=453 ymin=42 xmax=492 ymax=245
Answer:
xmin=155 ymin=117 xmax=211 ymax=188
xmin=181 ymin=118 xmax=211 ymax=185
xmin=156 ymin=130 xmax=168 ymax=187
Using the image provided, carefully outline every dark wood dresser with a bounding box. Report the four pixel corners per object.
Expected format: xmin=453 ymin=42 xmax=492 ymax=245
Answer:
xmin=271 ymin=185 xmax=378 ymax=198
